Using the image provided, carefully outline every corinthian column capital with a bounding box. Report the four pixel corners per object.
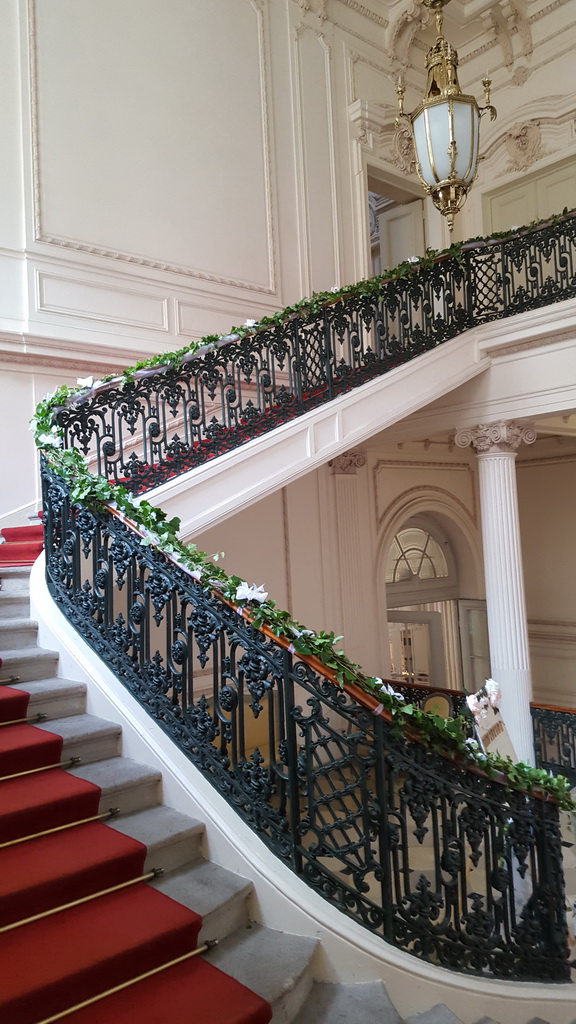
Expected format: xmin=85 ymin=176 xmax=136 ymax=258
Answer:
xmin=454 ymin=420 xmax=536 ymax=455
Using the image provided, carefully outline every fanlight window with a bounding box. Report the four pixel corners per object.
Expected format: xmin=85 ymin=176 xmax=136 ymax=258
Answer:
xmin=385 ymin=527 xmax=449 ymax=584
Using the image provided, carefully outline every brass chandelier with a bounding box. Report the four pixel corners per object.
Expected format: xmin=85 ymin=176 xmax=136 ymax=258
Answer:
xmin=396 ymin=0 xmax=496 ymax=231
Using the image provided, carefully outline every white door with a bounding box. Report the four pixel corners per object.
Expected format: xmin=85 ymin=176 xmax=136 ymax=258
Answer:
xmin=483 ymin=158 xmax=576 ymax=234
xmin=378 ymin=199 xmax=425 ymax=272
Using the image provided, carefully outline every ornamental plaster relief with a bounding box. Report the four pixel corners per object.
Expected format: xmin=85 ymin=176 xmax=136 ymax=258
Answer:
xmin=329 ymin=450 xmax=366 ymax=474
xmin=454 ymin=421 xmax=537 ymax=454
xmin=478 ymin=106 xmax=576 ymax=181
xmin=504 ymin=121 xmax=547 ymax=172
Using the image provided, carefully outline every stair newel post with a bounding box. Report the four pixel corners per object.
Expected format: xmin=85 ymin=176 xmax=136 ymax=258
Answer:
xmin=290 ymin=317 xmax=305 ymax=415
xmin=322 ymin=306 xmax=334 ymax=402
xmin=281 ymin=646 xmax=303 ymax=873
xmin=371 ymin=713 xmax=395 ymax=943
xmin=462 ymin=245 xmax=474 ymax=330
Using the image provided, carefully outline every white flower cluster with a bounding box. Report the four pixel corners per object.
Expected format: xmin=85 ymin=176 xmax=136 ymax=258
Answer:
xmin=466 ymin=678 xmax=501 ymax=720
xmin=235 ymin=582 xmax=268 ymax=604
xmin=36 ymin=425 xmax=63 ymax=448
xmin=373 ymin=677 xmax=406 ymax=702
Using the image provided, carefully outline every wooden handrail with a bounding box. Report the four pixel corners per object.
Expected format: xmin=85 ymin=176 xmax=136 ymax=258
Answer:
xmin=531 ymin=700 xmax=576 ymax=715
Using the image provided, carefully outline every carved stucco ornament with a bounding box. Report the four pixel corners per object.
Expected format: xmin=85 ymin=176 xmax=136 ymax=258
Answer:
xmin=392 ymin=123 xmax=417 ymax=174
xmin=505 ymin=121 xmax=545 ymax=172
xmin=293 ymin=0 xmax=327 ymax=20
xmin=454 ymin=421 xmax=536 ymax=454
xmin=329 ymin=450 xmax=367 ymax=474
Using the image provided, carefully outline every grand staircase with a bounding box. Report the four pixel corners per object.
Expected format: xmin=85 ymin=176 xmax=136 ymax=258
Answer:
xmin=0 ymin=563 xmax=569 ymax=1024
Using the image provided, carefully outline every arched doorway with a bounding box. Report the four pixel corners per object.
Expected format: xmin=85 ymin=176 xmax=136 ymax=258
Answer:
xmin=383 ymin=513 xmax=489 ymax=691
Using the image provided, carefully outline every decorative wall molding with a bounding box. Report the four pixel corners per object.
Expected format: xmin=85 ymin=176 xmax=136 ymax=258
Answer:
xmin=26 ymin=0 xmax=278 ymax=296
xmin=373 ymin=466 xmax=477 ymax=529
xmin=36 ymin=272 xmax=170 ymax=332
xmin=291 ymin=22 xmax=340 ymax=292
xmin=336 ymin=0 xmax=388 ymax=30
xmin=329 ymin=450 xmax=366 ymax=474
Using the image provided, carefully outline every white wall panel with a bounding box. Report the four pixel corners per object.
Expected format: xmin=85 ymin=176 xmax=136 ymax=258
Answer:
xmin=32 ymin=0 xmax=275 ymax=292
xmin=36 ymin=272 xmax=169 ymax=331
xmin=292 ymin=26 xmax=338 ymax=292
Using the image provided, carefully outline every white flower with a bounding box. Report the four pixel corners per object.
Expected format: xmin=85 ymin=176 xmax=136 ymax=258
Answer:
xmin=330 ymin=286 xmax=340 ymax=293
xmin=243 ymin=319 xmax=257 ymax=328
xmin=76 ymin=376 xmax=94 ymax=388
xmin=380 ymin=681 xmax=406 ymax=701
xmin=484 ymin=678 xmax=501 ymax=708
xmin=235 ymin=582 xmax=268 ymax=603
xmin=406 ymin=256 xmax=419 ymax=264
xmin=37 ymin=431 xmax=63 ymax=448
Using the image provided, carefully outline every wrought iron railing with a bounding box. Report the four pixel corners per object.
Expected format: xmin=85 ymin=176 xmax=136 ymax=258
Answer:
xmin=53 ymin=211 xmax=576 ymax=493
xmin=383 ymin=680 xmax=468 ymax=718
xmin=393 ymin=684 xmax=576 ymax=789
xmin=531 ymin=703 xmax=576 ymax=787
xmin=42 ymin=459 xmax=570 ymax=982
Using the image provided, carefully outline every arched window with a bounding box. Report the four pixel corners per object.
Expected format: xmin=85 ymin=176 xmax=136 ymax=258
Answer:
xmin=385 ymin=517 xmax=457 ymax=607
xmin=385 ymin=526 xmax=448 ymax=584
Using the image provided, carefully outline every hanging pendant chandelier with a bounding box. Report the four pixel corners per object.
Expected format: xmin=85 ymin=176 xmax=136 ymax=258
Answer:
xmin=396 ymin=0 xmax=496 ymax=232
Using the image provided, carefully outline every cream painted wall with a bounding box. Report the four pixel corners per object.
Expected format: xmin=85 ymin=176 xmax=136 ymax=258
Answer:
xmin=1 ymin=0 xmax=575 ymax=537
xmin=517 ymin=449 xmax=576 ymax=705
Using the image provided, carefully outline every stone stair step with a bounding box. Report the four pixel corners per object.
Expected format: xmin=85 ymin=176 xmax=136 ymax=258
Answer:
xmin=405 ymin=1006 xmax=464 ymax=1024
xmin=151 ymin=859 xmax=253 ymax=943
xmin=207 ymin=922 xmax=318 ymax=1024
xmin=69 ymin=756 xmax=163 ymax=816
xmin=0 ymin=566 xmax=32 ymax=594
xmin=0 ymin=619 xmax=38 ymax=649
xmin=0 ymin=593 xmax=30 ymax=619
xmin=35 ymin=712 xmax=122 ymax=763
xmin=0 ymin=646 xmax=59 ymax=682
xmin=14 ymin=677 xmax=87 ymax=719
xmin=293 ymin=981 xmax=402 ymax=1024
xmin=109 ymin=805 xmax=205 ymax=874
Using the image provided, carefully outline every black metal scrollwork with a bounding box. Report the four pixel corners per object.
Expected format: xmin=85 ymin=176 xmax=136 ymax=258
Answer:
xmin=41 ymin=460 xmax=570 ymax=982
xmin=53 ymin=215 xmax=576 ymax=493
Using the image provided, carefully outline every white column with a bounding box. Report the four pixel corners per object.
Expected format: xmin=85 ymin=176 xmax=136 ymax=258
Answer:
xmin=455 ymin=422 xmax=536 ymax=764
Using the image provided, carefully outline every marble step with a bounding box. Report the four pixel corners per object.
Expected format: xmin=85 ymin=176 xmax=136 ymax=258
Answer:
xmin=294 ymin=981 xmax=402 ymax=1024
xmin=36 ymin=712 xmax=122 ymax=764
xmin=70 ymin=756 xmax=163 ymax=816
xmin=0 ymin=646 xmax=59 ymax=683
xmin=0 ymin=566 xmax=32 ymax=595
xmin=151 ymin=859 xmax=253 ymax=943
xmin=14 ymin=676 xmax=87 ymax=719
xmin=207 ymin=921 xmax=319 ymax=1024
xmin=0 ymin=619 xmax=39 ymax=650
xmin=0 ymin=593 xmax=30 ymax=619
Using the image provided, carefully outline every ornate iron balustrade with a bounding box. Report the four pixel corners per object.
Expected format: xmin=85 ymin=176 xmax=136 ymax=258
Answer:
xmin=54 ymin=212 xmax=576 ymax=494
xmin=42 ymin=459 xmax=570 ymax=982
xmin=531 ymin=703 xmax=576 ymax=787
xmin=383 ymin=680 xmax=468 ymax=718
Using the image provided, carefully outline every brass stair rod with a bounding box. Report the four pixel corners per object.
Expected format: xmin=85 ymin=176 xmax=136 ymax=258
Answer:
xmin=0 ymin=808 xmax=120 ymax=849
xmin=36 ymin=940 xmax=219 ymax=1024
xmin=0 ymin=756 xmax=80 ymax=782
xmin=0 ymin=713 xmax=47 ymax=726
xmin=0 ymin=676 xmax=21 ymax=684
xmin=0 ymin=868 xmax=163 ymax=933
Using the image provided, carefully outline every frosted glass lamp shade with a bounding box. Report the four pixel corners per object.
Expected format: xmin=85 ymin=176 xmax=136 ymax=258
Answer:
xmin=413 ymin=96 xmax=480 ymax=188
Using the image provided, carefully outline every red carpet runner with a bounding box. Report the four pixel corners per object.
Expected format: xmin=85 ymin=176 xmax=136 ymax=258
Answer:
xmin=0 ymin=524 xmax=44 ymax=566
xmin=0 ymin=685 xmax=272 ymax=1024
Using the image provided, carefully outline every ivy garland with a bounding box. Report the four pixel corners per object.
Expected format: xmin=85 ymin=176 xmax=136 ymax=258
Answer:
xmin=31 ymin=211 xmax=576 ymax=811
